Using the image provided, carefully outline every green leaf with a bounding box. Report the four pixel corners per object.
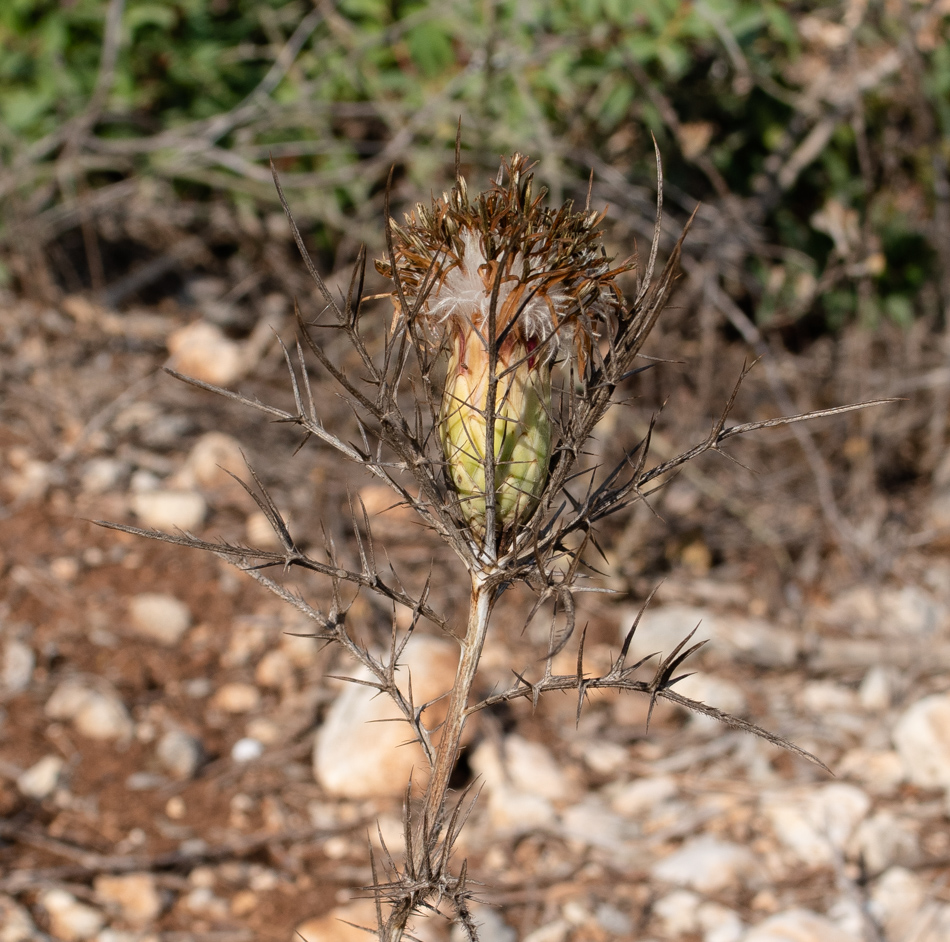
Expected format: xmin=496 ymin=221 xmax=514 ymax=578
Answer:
xmin=405 ymin=20 xmax=456 ymax=79
xmin=126 ymin=3 xmax=178 ymax=33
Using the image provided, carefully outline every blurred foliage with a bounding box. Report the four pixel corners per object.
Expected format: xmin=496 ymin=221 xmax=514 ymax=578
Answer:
xmin=0 ymin=0 xmax=948 ymax=334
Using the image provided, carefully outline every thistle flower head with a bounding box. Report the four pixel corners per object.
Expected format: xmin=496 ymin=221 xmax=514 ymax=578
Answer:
xmin=376 ymin=155 xmax=633 ymax=546
xmin=376 ymin=154 xmax=632 ymax=369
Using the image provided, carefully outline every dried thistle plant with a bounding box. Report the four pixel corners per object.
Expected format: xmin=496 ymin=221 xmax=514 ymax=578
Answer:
xmin=99 ymin=141 xmax=887 ymax=941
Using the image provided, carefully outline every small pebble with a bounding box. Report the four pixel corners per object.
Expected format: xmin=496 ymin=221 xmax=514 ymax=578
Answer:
xmin=560 ymin=797 xmax=634 ymax=851
xmin=522 ymin=921 xmax=570 ymax=942
xmin=133 ymin=490 xmax=206 ymax=531
xmin=49 ymin=557 xmax=80 ymax=583
xmin=231 ymin=890 xmax=258 ymax=916
xmin=593 ymin=903 xmax=632 ymax=937
xmin=93 ymin=873 xmax=163 ymax=926
xmin=697 ymin=902 xmax=743 ymax=942
xmin=869 ymin=867 xmax=926 ymax=937
xmin=2 ymin=639 xmax=34 ymax=693
xmin=245 ymin=717 xmax=281 ymax=744
xmin=838 ymin=749 xmax=905 ymax=794
xmin=743 ymin=908 xmax=860 ymax=942
xmin=126 ymin=772 xmax=166 ymax=791
xmin=129 ymin=469 xmax=161 ymax=493
xmin=128 ymin=593 xmax=192 ymax=646
xmin=610 ymin=775 xmax=678 ymax=817
xmin=165 ymin=796 xmax=187 ymax=819
xmin=73 ymin=691 xmax=133 ymax=741
xmin=46 ymin=681 xmax=132 ymax=741
xmin=167 ymin=321 xmax=247 ymax=386
xmin=255 ymin=649 xmax=293 ymax=688
xmin=80 ymin=457 xmax=126 ymax=494
xmin=211 ymin=682 xmax=261 ymax=713
xmin=652 ymin=836 xmax=758 ymax=894
xmin=313 ymin=635 xmax=458 ymax=798
xmin=859 ymin=665 xmax=895 ymax=712
xmin=763 ymin=784 xmax=870 ymax=866
xmin=17 ymin=755 xmax=64 ymax=800
xmin=156 ymin=729 xmax=203 ymax=780
xmin=851 ymin=811 xmax=920 ymax=874
xmin=893 ymin=693 xmax=950 ymax=790
xmin=182 ymin=886 xmax=229 ymax=920
xmin=580 ymin=739 xmax=628 ymax=775
xmin=231 ymin=737 xmax=264 ymax=763
xmin=45 ymin=680 xmax=95 ymax=720
xmin=653 ymin=890 xmax=700 ymax=934
xmin=295 ymin=899 xmax=380 ymax=942
xmin=0 ymin=893 xmax=37 ymax=942
xmin=246 ymin=510 xmax=285 ymax=548
xmin=184 ymin=432 xmax=246 ymax=490
xmin=40 ymin=889 xmax=105 ymax=942
xmin=183 ymin=677 xmax=212 ymax=698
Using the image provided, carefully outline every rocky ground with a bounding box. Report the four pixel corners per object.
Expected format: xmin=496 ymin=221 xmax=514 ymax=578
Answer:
xmin=3 ymin=281 xmax=950 ymax=942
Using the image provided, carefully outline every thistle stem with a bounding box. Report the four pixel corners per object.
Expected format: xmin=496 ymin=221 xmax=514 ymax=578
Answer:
xmin=385 ymin=575 xmax=494 ymax=941
xmin=418 ymin=572 xmax=494 ymax=856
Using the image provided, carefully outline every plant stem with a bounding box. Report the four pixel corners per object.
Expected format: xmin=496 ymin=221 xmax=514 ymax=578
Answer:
xmin=419 ymin=572 xmax=494 ymax=856
xmin=384 ymin=574 xmax=494 ymax=941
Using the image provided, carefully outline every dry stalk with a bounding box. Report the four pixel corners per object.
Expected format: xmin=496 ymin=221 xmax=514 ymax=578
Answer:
xmin=98 ymin=142 xmax=891 ymax=940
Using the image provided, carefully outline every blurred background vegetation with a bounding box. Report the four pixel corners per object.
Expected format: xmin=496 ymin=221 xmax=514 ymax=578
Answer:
xmin=1 ymin=0 xmax=948 ymax=339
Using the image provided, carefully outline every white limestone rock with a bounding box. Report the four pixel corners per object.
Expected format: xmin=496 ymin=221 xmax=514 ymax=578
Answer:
xmin=93 ymin=873 xmax=164 ymax=926
xmin=698 ymin=902 xmax=744 ymax=942
xmin=2 ymin=639 xmax=34 ymax=693
xmin=40 ymin=889 xmax=105 ymax=942
xmin=652 ymin=890 xmax=700 ymax=935
xmin=652 ymin=835 xmax=759 ymax=894
xmin=893 ymin=693 xmax=950 ymax=789
xmin=128 ymin=593 xmax=192 ymax=646
xmin=313 ymin=635 xmax=458 ymax=798
xmin=837 ymin=748 xmax=904 ymax=794
xmin=849 ymin=810 xmax=919 ymax=874
xmin=618 ymin=604 xmax=714 ymax=664
xmin=674 ymin=671 xmax=747 ymax=732
xmin=868 ymin=867 xmax=926 ymax=938
xmin=742 ymin=909 xmax=860 ymax=942
xmin=182 ymin=431 xmax=246 ymax=491
xmin=762 ymin=784 xmax=870 ymax=866
xmin=167 ymin=320 xmax=247 ymax=386
xmin=560 ymin=796 xmax=635 ymax=851
xmin=858 ymin=665 xmax=896 ymax=712
xmin=17 ymin=755 xmax=64 ymax=800
xmin=0 ymin=893 xmax=37 ymax=942
xmin=619 ymin=604 xmax=798 ymax=669
xmin=156 ymin=729 xmax=203 ymax=780
xmin=295 ymin=899 xmax=384 ymax=942
xmin=471 ymin=733 xmax=574 ymax=803
xmin=132 ymin=489 xmax=207 ymax=531
xmin=45 ymin=680 xmax=132 ymax=741
xmin=608 ymin=774 xmax=678 ymax=818
xmin=210 ymin=682 xmax=261 ymax=714
xmin=521 ymin=921 xmax=570 ymax=942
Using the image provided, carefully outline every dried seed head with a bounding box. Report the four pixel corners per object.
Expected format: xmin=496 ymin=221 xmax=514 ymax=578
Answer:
xmin=376 ymin=155 xmax=633 ymax=544
xmin=376 ymin=154 xmax=632 ymax=369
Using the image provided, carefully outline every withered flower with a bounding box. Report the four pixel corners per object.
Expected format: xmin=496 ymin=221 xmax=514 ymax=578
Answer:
xmin=377 ymin=155 xmax=633 ymax=544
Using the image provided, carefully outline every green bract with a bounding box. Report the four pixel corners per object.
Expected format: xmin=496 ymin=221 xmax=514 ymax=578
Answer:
xmin=440 ymin=332 xmax=552 ymax=539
